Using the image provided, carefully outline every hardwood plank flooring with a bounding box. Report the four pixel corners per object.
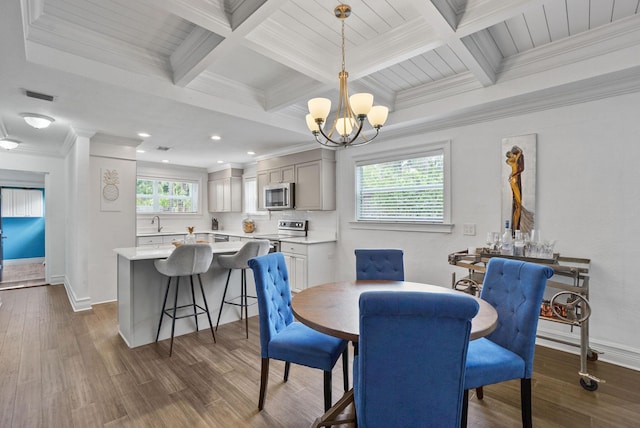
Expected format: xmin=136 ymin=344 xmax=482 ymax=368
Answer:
xmin=0 ymin=284 xmax=638 ymax=427
xmin=0 ymin=262 xmax=47 ymax=290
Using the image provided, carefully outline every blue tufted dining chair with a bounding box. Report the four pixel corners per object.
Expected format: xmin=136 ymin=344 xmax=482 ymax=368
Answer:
xmin=355 ymin=290 xmax=479 ymax=428
xmin=355 ymin=248 xmax=404 ymax=281
xmin=248 ymin=252 xmax=349 ymax=411
xmin=461 ymin=258 xmax=554 ymax=428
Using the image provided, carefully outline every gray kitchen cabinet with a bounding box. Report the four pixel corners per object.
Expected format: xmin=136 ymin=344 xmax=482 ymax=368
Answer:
xmin=256 ymin=148 xmax=336 ymax=211
xmin=208 ymin=175 xmax=242 ymax=213
xmin=294 ymin=159 xmax=335 ymax=211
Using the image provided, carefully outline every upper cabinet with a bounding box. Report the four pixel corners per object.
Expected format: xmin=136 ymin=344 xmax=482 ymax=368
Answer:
xmin=208 ymin=168 xmax=242 ymax=213
xmin=257 ymin=148 xmax=336 ymax=211
xmin=1 ymin=188 xmax=44 ymax=217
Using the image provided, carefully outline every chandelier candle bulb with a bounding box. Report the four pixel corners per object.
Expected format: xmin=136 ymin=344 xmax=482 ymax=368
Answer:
xmin=308 ymin=98 xmax=331 ymax=122
xmin=350 ymin=93 xmax=374 ymax=116
xmin=305 ymin=114 xmax=320 ymax=132
xmin=368 ymin=106 xmax=389 ymax=127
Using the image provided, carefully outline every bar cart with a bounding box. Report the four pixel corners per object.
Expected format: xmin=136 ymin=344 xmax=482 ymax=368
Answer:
xmin=448 ymin=249 xmax=603 ymax=391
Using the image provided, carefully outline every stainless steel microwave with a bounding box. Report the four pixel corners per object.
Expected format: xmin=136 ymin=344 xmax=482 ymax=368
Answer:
xmin=264 ymin=182 xmax=294 ymax=210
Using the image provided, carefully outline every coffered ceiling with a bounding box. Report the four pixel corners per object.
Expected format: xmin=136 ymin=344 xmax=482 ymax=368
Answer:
xmin=1 ymin=0 xmax=639 ymax=168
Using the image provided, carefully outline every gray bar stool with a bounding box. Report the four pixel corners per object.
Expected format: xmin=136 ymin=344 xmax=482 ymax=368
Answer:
xmin=215 ymin=240 xmax=270 ymax=338
xmin=154 ymin=243 xmax=215 ymax=356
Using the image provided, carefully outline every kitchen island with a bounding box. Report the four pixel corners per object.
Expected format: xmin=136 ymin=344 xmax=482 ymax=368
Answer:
xmin=114 ymin=241 xmax=247 ymax=348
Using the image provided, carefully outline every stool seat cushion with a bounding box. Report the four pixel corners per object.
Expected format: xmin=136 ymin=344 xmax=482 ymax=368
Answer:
xmin=268 ymin=321 xmax=347 ymax=371
xmin=217 ymin=240 xmax=270 ymax=270
xmin=154 ymin=244 xmax=213 ymax=277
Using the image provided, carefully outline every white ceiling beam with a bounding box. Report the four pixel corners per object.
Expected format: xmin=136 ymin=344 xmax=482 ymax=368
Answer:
xmin=170 ymin=28 xmax=224 ymax=87
xmin=413 ymin=1 xmax=498 ymax=86
xmin=139 ymin=0 xmax=232 ymax=38
xmin=456 ymin=0 xmax=553 ymax=37
xmin=169 ymin=0 xmax=289 ymax=87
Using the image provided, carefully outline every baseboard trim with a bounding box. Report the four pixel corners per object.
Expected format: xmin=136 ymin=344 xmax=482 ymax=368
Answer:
xmin=3 ymin=257 xmax=45 ymax=266
xmin=62 ymin=276 xmax=92 ymax=312
xmin=537 ymin=327 xmax=640 ymax=372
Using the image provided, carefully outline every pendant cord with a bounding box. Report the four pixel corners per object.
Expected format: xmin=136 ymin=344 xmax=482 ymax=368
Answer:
xmin=341 ymin=20 xmax=345 ymax=73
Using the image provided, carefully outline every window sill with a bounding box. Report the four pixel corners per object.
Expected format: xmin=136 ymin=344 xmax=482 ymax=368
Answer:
xmin=348 ymin=221 xmax=453 ymax=233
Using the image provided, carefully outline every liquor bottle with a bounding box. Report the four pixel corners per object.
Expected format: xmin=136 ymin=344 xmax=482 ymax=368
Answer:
xmin=513 ymin=230 xmax=525 ymax=257
xmin=501 ymin=221 xmax=513 ymax=255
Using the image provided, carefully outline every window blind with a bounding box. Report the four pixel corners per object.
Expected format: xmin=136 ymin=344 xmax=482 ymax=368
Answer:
xmin=356 ymin=152 xmax=444 ymax=222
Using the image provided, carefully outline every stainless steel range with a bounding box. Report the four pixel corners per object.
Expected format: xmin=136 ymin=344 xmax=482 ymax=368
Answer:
xmin=255 ymin=220 xmax=308 ymax=252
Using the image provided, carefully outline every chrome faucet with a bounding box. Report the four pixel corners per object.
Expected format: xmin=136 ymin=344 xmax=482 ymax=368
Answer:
xmin=151 ymin=215 xmax=162 ymax=233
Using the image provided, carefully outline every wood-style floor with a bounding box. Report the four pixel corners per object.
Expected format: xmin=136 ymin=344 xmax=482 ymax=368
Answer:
xmin=0 ymin=262 xmax=47 ymax=290
xmin=0 ymin=284 xmax=638 ymax=427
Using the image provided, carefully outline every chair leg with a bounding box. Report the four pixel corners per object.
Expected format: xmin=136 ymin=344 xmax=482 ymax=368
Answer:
xmin=342 ymin=348 xmax=349 ymax=392
xmin=190 ymin=275 xmax=199 ymax=331
xmin=197 ymin=273 xmax=216 ymax=343
xmin=258 ymin=358 xmax=270 ymax=410
xmin=155 ymin=276 xmax=172 ymax=342
xmin=323 ymin=370 xmax=332 ymax=412
xmin=169 ymin=277 xmax=180 ymax=357
xmin=215 ymin=270 xmax=232 ymax=330
xmin=521 ymin=378 xmax=532 ymax=428
xmin=461 ymin=389 xmax=469 ymax=428
xmin=476 ymin=386 xmax=484 ymax=400
xmin=284 ymin=361 xmax=291 ymax=381
xmin=242 ymin=269 xmax=249 ymax=339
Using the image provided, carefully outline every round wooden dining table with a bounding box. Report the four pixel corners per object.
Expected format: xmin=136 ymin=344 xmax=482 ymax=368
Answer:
xmin=291 ymin=280 xmax=498 ymax=343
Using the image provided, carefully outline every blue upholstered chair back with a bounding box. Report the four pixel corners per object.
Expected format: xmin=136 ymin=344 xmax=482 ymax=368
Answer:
xmin=356 ymin=291 xmax=479 ymax=428
xmin=481 ymin=258 xmax=554 ymax=378
xmin=248 ymin=252 xmax=295 ymax=358
xmin=355 ymin=249 xmax=404 ymax=281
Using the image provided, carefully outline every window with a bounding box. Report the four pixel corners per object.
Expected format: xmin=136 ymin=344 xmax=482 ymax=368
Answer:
xmin=136 ymin=178 xmax=199 ymax=213
xmin=356 ymin=148 xmax=446 ymax=223
xmin=244 ymin=176 xmax=257 ymax=213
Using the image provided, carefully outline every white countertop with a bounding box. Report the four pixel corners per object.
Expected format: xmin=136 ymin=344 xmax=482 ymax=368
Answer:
xmin=135 ymin=229 xmax=337 ymax=244
xmin=114 ymin=241 xmax=245 ymax=261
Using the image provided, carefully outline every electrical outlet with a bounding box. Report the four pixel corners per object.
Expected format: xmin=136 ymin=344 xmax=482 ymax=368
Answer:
xmin=463 ymin=223 xmax=476 ymax=236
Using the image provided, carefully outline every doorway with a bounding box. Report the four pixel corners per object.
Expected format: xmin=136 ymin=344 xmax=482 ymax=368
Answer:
xmin=0 ymin=170 xmax=48 ymax=290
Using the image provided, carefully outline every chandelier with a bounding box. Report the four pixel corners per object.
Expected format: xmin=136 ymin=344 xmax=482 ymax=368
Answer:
xmin=305 ymin=4 xmax=388 ymax=148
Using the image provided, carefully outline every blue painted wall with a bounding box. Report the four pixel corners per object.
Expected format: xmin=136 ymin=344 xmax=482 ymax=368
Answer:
xmin=3 ymin=217 xmax=45 ymax=259
xmin=2 ymin=187 xmax=45 ymax=260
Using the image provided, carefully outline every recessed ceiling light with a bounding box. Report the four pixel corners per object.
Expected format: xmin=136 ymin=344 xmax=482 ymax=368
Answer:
xmin=138 ymin=132 xmax=151 ymax=138
xmin=21 ymin=113 xmax=55 ymax=129
xmin=217 ymin=160 xmax=224 ymax=164
xmin=247 ymin=151 xmax=256 ymax=155
xmin=0 ymin=139 xmax=20 ymax=150
xmin=162 ymin=160 xmax=169 ymax=163
xmin=136 ymin=149 xmax=145 ymax=153
xmin=210 ymin=135 xmax=221 ymax=140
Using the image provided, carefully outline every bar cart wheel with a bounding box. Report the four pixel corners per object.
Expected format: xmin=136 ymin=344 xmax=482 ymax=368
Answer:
xmin=580 ymin=378 xmax=598 ymax=391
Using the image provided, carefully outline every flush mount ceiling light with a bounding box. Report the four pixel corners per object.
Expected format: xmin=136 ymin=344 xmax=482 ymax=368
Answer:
xmin=21 ymin=113 xmax=55 ymax=129
xmin=0 ymin=139 xmax=20 ymax=150
xmin=306 ymin=4 xmax=389 ymax=148
xmin=210 ymin=135 xmax=221 ymax=140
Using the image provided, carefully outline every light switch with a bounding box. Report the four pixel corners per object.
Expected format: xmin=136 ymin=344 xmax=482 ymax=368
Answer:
xmin=463 ymin=223 xmax=476 ymax=236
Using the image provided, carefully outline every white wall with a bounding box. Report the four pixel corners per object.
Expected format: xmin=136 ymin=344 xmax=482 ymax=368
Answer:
xmin=89 ymin=140 xmax=137 ymax=304
xmin=64 ymin=132 xmax=92 ymax=310
xmin=336 ymin=90 xmax=640 ymax=370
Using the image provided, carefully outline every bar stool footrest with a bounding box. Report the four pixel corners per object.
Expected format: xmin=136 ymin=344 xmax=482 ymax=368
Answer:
xmin=223 ymin=295 xmax=258 ymax=307
xmin=163 ymin=303 xmax=210 ymax=320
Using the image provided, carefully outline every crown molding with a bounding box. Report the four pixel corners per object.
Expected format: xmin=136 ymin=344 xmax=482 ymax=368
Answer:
xmin=387 ymin=67 xmax=640 ymax=139
xmin=395 ymin=72 xmax=482 ymax=110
